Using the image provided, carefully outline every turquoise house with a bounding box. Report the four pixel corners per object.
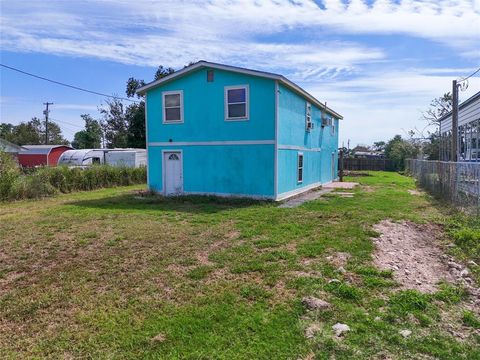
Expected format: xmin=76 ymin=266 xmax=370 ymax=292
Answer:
xmin=137 ymin=61 xmax=342 ymax=201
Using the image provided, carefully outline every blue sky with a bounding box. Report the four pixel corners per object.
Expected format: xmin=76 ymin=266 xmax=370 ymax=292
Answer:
xmin=1 ymin=0 xmax=479 ymax=146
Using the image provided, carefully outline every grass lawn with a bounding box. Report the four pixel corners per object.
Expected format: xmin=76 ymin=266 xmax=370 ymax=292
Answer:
xmin=1 ymin=172 xmax=479 ymax=359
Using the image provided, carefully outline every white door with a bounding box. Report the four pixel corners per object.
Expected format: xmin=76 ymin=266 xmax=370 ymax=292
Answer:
xmin=164 ymin=152 xmax=183 ymax=195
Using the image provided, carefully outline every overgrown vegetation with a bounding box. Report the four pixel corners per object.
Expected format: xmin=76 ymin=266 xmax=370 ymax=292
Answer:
xmin=0 ymin=172 xmax=479 ymax=359
xmin=0 ymin=151 xmax=146 ymax=201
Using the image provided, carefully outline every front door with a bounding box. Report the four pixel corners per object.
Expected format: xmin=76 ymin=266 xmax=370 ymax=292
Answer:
xmin=164 ymin=151 xmax=183 ymax=195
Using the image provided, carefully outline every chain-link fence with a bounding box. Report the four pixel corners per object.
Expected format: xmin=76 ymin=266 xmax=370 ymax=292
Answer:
xmin=406 ymin=159 xmax=480 ymax=213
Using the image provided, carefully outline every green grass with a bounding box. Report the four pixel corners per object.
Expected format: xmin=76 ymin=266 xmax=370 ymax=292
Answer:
xmin=0 ymin=172 xmax=479 ymax=359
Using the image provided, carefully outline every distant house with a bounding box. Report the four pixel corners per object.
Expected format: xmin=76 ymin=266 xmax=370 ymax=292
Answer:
xmin=18 ymin=145 xmax=72 ymax=167
xmin=0 ymin=138 xmax=25 ymax=157
xmin=439 ymin=91 xmax=480 ymax=161
xmin=354 ymin=151 xmax=385 ymax=159
xmin=137 ymin=61 xmax=342 ymax=200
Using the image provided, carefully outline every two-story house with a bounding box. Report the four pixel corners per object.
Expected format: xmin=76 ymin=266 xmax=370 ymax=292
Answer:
xmin=137 ymin=61 xmax=342 ymax=200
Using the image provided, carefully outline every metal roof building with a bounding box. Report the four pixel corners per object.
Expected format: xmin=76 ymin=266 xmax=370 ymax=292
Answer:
xmin=0 ymin=138 xmax=25 ymax=154
xmin=18 ymin=145 xmax=72 ymax=167
xmin=439 ymin=91 xmax=480 ymax=161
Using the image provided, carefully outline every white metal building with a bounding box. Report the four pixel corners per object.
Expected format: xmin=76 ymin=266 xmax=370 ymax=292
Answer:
xmin=439 ymin=91 xmax=480 ymax=161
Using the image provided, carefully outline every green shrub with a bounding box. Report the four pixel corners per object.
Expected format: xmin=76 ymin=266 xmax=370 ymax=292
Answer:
xmin=0 ymin=163 xmax=146 ymax=201
xmin=0 ymin=151 xmax=20 ymax=200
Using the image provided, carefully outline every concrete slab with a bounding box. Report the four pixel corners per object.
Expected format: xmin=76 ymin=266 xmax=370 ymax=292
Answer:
xmin=279 ymin=188 xmax=333 ymax=208
xmin=323 ymin=182 xmax=359 ymax=190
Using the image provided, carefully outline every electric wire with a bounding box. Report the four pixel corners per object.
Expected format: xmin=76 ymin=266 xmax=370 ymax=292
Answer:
xmin=0 ymin=63 xmax=139 ymax=103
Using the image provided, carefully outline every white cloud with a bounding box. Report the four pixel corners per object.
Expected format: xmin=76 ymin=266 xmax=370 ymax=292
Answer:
xmin=1 ymin=0 xmax=479 ymax=145
xmin=2 ymin=0 xmax=478 ymax=71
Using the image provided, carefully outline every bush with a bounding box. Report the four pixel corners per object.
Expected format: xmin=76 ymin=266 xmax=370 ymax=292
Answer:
xmin=0 ymin=151 xmax=20 ymax=200
xmin=0 ymin=156 xmax=147 ymax=201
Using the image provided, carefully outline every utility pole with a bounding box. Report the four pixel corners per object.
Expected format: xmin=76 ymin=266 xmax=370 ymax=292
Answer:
xmin=452 ymin=80 xmax=458 ymax=162
xmin=43 ymin=102 xmax=53 ymax=145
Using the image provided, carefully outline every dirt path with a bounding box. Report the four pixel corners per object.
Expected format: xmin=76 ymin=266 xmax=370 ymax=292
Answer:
xmin=372 ymin=220 xmax=456 ymax=293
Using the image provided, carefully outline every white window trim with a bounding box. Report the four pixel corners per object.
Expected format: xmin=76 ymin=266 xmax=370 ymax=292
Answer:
xmin=331 ymin=118 xmax=335 ymax=135
xmin=306 ymin=101 xmax=312 ymax=132
xmin=224 ymin=85 xmax=249 ymax=121
xmin=297 ymin=152 xmax=304 ymax=183
xmin=162 ymin=90 xmax=184 ymax=124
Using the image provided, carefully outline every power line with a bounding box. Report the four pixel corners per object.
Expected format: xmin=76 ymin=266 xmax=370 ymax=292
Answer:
xmin=0 ymin=63 xmax=139 ymax=103
xmin=459 ymin=66 xmax=480 ymax=82
xmin=50 ymin=117 xmax=86 ymax=129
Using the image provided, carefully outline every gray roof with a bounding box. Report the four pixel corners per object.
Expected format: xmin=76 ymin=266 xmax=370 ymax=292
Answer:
xmin=20 ymin=145 xmax=72 ymax=155
xmin=0 ymin=138 xmax=25 ymax=153
xmin=438 ymin=91 xmax=480 ymax=123
xmin=137 ymin=61 xmax=343 ymax=119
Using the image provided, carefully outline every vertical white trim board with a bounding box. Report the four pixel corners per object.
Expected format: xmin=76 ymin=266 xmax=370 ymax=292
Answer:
xmin=274 ymin=80 xmax=279 ymax=199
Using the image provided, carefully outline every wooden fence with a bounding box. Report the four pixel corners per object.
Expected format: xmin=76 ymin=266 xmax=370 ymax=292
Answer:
xmin=406 ymin=159 xmax=480 ymax=213
xmin=340 ymin=158 xmax=395 ymax=171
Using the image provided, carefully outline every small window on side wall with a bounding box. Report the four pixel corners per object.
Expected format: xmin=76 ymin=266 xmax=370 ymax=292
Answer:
xmin=207 ymin=69 xmax=214 ymax=82
xmin=225 ymin=85 xmax=248 ymax=121
xmin=163 ymin=91 xmax=183 ymax=123
xmin=297 ymin=153 xmax=304 ymax=183
xmin=306 ymin=102 xmax=313 ymax=132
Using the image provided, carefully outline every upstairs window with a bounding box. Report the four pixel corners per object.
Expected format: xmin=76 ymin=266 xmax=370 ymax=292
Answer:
xmin=163 ymin=91 xmax=183 ymax=123
xmin=225 ymin=85 xmax=249 ymax=120
xmin=297 ymin=152 xmax=304 ymax=183
xmin=331 ymin=118 xmax=335 ymax=135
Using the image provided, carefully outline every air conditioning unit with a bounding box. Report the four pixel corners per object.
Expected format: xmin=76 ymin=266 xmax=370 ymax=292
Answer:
xmin=306 ymin=121 xmax=314 ymax=131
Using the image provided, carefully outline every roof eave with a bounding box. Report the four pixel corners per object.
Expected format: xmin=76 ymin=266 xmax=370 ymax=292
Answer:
xmin=137 ymin=61 xmax=343 ymax=119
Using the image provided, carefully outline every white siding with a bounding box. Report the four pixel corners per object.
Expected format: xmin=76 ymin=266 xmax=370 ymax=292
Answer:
xmin=440 ymin=95 xmax=480 ymax=134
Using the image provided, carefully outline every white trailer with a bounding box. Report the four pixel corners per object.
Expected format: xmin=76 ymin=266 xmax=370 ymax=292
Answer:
xmin=57 ymin=149 xmax=106 ymax=166
xmin=105 ymin=150 xmax=146 ymax=168
xmin=57 ymin=149 xmax=146 ymax=168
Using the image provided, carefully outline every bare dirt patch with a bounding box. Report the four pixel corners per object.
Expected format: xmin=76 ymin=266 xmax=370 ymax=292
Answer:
xmin=326 ymin=252 xmax=351 ymax=268
xmin=372 ymin=220 xmax=455 ymax=293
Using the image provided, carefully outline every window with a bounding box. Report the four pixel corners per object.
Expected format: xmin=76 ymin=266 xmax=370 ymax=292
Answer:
xmin=225 ymin=85 xmax=249 ymax=120
xmin=331 ymin=118 xmax=335 ymax=135
xmin=163 ymin=91 xmax=183 ymax=123
xmin=306 ymin=102 xmax=312 ymax=131
xmin=168 ymin=153 xmax=179 ymax=160
xmin=297 ymin=153 xmax=304 ymax=183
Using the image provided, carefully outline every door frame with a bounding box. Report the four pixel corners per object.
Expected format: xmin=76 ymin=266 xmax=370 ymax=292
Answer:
xmin=331 ymin=152 xmax=336 ymax=180
xmin=162 ymin=149 xmax=183 ymax=195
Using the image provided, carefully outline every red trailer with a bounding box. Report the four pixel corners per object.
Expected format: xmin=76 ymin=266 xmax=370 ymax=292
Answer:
xmin=18 ymin=145 xmax=73 ymax=167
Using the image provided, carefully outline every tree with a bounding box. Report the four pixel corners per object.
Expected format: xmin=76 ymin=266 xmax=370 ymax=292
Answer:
xmin=99 ymin=99 xmax=128 ymax=148
xmin=373 ymin=141 xmax=386 ymax=152
xmin=0 ymin=123 xmax=15 ymax=142
xmin=12 ymin=118 xmax=43 ymax=145
xmin=154 ymin=65 xmax=175 ymax=81
xmin=42 ymin=120 xmax=70 ymax=145
xmin=422 ymin=132 xmax=441 ymax=160
xmin=422 ymin=92 xmax=453 ymax=126
xmin=0 ymin=118 xmax=68 ymax=145
xmin=385 ymin=135 xmax=419 ymax=171
xmin=126 ymin=103 xmax=146 ymax=148
xmin=72 ymin=114 xmax=103 ymax=149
